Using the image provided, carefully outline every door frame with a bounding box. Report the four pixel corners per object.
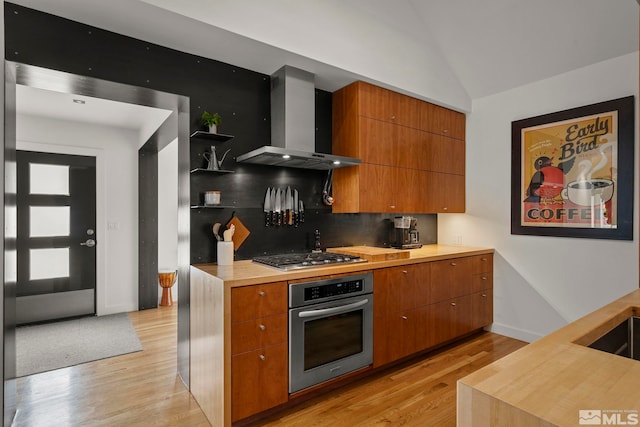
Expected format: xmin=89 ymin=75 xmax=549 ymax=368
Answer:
xmin=5 ymin=62 xmax=192 ymax=386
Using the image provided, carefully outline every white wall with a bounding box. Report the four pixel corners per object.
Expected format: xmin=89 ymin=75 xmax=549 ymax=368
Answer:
xmin=136 ymin=0 xmax=470 ymax=111
xmin=17 ymin=114 xmax=139 ymax=315
xmin=158 ymin=138 xmax=178 ymax=303
xmin=439 ymin=52 xmax=639 ymax=342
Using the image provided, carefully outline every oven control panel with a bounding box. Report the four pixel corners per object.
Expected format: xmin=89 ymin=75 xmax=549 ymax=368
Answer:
xmin=304 ymin=279 xmax=363 ymax=302
xmin=289 ymin=272 xmax=373 ymax=308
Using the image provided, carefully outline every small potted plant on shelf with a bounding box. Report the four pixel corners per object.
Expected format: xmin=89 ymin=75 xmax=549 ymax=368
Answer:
xmin=200 ymin=111 xmax=222 ymax=134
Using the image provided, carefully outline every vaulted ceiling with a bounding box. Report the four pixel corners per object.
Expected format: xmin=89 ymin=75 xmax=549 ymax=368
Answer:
xmin=9 ymin=0 xmax=640 ymax=110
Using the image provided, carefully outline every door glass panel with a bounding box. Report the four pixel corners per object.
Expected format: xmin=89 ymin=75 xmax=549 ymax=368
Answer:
xmin=29 ymin=206 xmax=70 ymax=237
xmin=29 ymin=163 xmax=70 ymax=195
xmin=30 ymin=248 xmax=70 ymax=280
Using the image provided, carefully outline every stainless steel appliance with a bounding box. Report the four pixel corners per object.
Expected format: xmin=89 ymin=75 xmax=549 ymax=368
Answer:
xmin=253 ymin=251 xmax=367 ymax=271
xmin=236 ymin=66 xmax=361 ymax=170
xmin=289 ymin=272 xmax=373 ymax=393
xmin=392 ymin=216 xmax=422 ymax=249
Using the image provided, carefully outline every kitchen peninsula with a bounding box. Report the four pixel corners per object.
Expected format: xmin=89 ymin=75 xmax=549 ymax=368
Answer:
xmin=458 ymin=289 xmax=640 ymax=426
xmin=190 ymin=244 xmax=494 ymax=426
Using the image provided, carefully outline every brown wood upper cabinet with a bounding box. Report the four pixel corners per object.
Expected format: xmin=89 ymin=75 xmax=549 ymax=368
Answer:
xmin=332 ymin=81 xmax=466 ymax=214
xmin=354 ymin=81 xmax=465 ymax=139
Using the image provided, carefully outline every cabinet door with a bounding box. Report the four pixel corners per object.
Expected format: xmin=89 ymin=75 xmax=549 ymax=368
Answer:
xmin=395 ymin=128 xmax=465 ymax=176
xmin=231 ymin=343 xmax=288 ymax=422
xmin=430 ymin=257 xmax=472 ymax=303
xmin=231 ymin=281 xmax=287 ymax=322
xmin=429 ymin=295 xmax=473 ymax=345
xmin=231 ymin=314 xmax=287 ymax=355
xmin=374 ymin=308 xmax=426 ymax=367
xmin=373 ymin=264 xmax=431 ymax=366
xmin=331 ymin=166 xmax=361 ymax=213
xmin=359 ymin=117 xmax=397 ymax=165
xmin=429 ymin=299 xmax=456 ymax=345
xmin=396 ymin=126 xmax=428 ymax=171
xmin=396 ymin=168 xmax=429 ymax=213
xmin=420 ymin=103 xmax=466 ymax=140
xmin=425 ymin=134 xmax=465 ymax=176
xmin=424 ymin=171 xmax=465 ymax=213
xmin=357 ymin=82 xmax=396 ymax=122
xmin=393 ymin=93 xmax=422 ymax=129
xmin=412 ymin=305 xmax=435 ymax=353
xmin=359 ymin=164 xmax=399 ymax=212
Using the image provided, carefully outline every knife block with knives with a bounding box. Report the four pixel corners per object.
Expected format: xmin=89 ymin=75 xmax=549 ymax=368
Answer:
xmin=264 ymin=186 xmax=304 ymax=227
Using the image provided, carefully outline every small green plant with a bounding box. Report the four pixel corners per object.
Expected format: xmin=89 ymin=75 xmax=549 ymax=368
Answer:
xmin=200 ymin=111 xmax=222 ymax=127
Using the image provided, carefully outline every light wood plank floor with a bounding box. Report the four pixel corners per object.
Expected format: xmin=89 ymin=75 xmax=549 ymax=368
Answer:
xmin=13 ymin=305 xmax=209 ymax=427
xmin=251 ymin=333 xmax=527 ymax=427
xmin=12 ymin=305 xmax=527 ymax=426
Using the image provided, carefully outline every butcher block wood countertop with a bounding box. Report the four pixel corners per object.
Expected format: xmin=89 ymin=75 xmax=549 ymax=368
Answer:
xmin=191 ymin=244 xmax=494 ymax=287
xmin=457 ymin=288 xmax=640 ymax=426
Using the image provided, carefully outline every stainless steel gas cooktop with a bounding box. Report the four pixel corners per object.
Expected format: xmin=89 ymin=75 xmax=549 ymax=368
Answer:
xmin=252 ymin=252 xmax=367 ymax=271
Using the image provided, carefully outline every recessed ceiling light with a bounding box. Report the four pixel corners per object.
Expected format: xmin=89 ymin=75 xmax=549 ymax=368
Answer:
xmin=282 ymin=154 xmax=291 ymax=159
xmin=73 ymin=99 xmax=85 ymax=104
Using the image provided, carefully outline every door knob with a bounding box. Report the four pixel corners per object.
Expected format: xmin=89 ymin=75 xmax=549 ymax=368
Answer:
xmin=80 ymin=239 xmax=96 ymax=247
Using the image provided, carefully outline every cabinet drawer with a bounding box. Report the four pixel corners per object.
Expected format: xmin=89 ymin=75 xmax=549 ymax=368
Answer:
xmin=430 ymin=257 xmax=472 ymax=303
xmin=231 ymin=314 xmax=287 ymax=355
xmin=471 ymin=272 xmax=493 ymax=294
xmin=374 ymin=263 xmax=431 ymax=312
xmin=471 ymin=253 xmax=493 ymax=274
xmin=471 ymin=289 xmax=493 ymax=329
xmin=231 ymin=281 xmax=287 ymax=322
xmin=231 ymin=342 xmax=288 ymax=422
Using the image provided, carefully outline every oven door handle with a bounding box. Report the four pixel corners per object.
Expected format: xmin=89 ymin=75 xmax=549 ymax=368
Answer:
xmin=297 ymin=298 xmax=369 ymax=318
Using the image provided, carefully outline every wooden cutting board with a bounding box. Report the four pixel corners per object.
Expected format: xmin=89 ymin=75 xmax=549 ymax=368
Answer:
xmin=327 ymin=246 xmax=410 ymax=262
xmin=226 ymin=216 xmax=250 ymax=251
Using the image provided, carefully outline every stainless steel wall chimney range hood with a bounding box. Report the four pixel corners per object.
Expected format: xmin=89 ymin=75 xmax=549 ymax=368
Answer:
xmin=236 ymin=65 xmax=361 ymax=170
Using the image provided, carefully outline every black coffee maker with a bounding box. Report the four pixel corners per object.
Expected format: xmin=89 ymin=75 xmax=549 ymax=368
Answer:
xmin=392 ymin=216 xmax=422 ymax=249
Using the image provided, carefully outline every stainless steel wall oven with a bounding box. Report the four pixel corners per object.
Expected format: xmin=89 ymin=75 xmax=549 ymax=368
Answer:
xmin=289 ymin=272 xmax=373 ymax=393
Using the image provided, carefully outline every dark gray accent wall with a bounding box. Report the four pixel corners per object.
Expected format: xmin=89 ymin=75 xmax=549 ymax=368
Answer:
xmin=4 ymin=3 xmax=437 ymax=267
xmin=138 ymin=148 xmax=158 ymax=310
xmin=138 ymin=115 xmax=181 ymax=310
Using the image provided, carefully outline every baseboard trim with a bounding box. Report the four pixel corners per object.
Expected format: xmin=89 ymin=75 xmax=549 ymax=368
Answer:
xmin=486 ymin=322 xmax=543 ymax=343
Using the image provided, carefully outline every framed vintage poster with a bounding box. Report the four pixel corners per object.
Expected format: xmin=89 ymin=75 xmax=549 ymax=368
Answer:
xmin=511 ymin=96 xmax=634 ymax=240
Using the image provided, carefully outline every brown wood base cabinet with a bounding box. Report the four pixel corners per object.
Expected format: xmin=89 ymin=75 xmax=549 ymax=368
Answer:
xmin=230 ymin=282 xmax=288 ymax=422
xmin=374 ymin=254 xmax=494 ymax=368
xmin=189 ymin=251 xmax=493 ymax=426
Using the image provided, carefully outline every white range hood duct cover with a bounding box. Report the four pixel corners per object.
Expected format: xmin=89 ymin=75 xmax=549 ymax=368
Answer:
xmin=236 ymin=65 xmax=361 ymax=170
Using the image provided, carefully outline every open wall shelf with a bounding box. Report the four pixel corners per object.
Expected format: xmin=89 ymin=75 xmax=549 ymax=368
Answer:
xmin=190 ymin=131 xmax=234 ymax=143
